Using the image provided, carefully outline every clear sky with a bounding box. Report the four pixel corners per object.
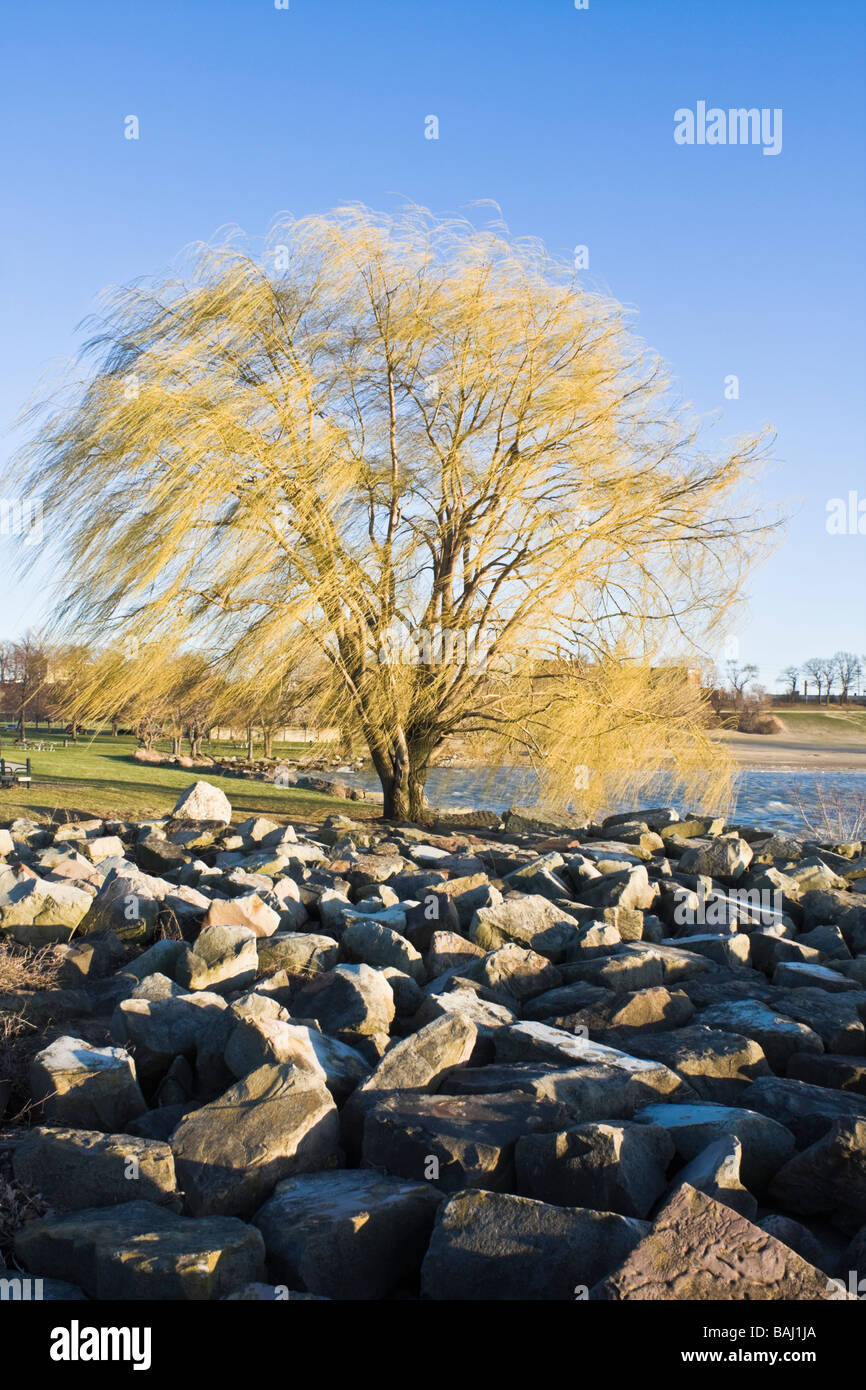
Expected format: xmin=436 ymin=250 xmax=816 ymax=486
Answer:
xmin=1 ymin=0 xmax=864 ymax=690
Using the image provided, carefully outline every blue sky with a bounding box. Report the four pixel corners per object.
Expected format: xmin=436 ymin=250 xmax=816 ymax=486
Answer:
xmin=1 ymin=0 xmax=864 ymax=690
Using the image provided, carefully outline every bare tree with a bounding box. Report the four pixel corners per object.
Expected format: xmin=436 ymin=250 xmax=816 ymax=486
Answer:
xmin=833 ymin=651 xmax=862 ymax=703
xmin=777 ymin=666 xmax=800 ymax=699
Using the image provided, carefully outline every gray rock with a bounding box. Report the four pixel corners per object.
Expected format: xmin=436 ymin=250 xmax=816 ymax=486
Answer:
xmin=590 ymin=1184 xmax=840 ymax=1300
xmin=634 ymin=1101 xmax=795 ymax=1189
xmin=515 ymin=1120 xmax=674 ymax=1218
xmin=293 ymin=963 xmax=395 ymax=1039
xmin=30 ymin=1037 xmax=146 ymax=1132
xmin=421 ymin=1189 xmax=648 ymax=1300
xmin=15 ymin=1200 xmax=264 ymax=1300
xmin=171 ymin=1064 xmax=339 ymax=1216
xmin=172 ymin=781 xmax=232 ymax=824
xmin=12 ymin=1126 xmax=178 ymax=1210
xmin=254 ymin=1170 xmax=441 ymax=1299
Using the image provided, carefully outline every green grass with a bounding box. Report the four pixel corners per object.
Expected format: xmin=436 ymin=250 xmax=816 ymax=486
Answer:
xmin=0 ymin=728 xmax=379 ymax=825
xmin=772 ymin=707 xmax=866 ymax=739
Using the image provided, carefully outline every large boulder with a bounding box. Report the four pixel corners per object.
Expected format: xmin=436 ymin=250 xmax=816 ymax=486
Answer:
xmin=420 ymin=1189 xmax=647 ymax=1300
xmin=172 ymin=781 xmax=232 ymax=825
xmin=29 ymin=1037 xmax=146 ymax=1132
xmin=361 ymin=1090 xmax=569 ymax=1193
xmin=15 ymin=1200 xmax=264 ymax=1300
xmin=340 ymin=1013 xmax=477 ymax=1149
xmin=589 ymin=1184 xmax=842 ymax=1299
xmin=769 ymin=1119 xmax=866 ymax=1232
xmin=515 ymin=1120 xmax=674 ymax=1218
xmin=254 ymin=1170 xmax=441 ymax=1299
xmin=0 ymin=878 xmax=93 ymax=945
xmin=12 ymin=1127 xmax=178 ymax=1210
xmin=634 ymin=1101 xmax=795 ymax=1190
xmin=293 ymin=963 xmax=395 ymax=1040
xmin=176 ymin=925 xmax=259 ymax=994
xmin=171 ymin=1064 xmax=340 ymax=1217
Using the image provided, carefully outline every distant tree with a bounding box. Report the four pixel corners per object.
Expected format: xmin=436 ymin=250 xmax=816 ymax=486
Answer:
xmin=726 ymin=661 xmax=759 ymax=704
xmin=778 ymin=666 xmax=800 ymax=699
xmin=833 ymin=651 xmax=862 ymax=703
xmin=816 ymin=656 xmax=837 ymax=704
xmin=801 ymin=658 xmax=824 ymax=702
xmin=10 ymin=632 xmax=50 ymax=737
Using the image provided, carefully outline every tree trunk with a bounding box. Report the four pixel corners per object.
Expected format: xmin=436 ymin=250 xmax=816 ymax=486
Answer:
xmin=172 ymin=734 xmax=181 ymax=755
xmin=374 ymin=738 xmax=431 ymax=823
xmin=246 ymin=725 xmax=254 ymax=760
xmin=263 ymin=729 xmax=273 ymax=759
xmin=111 ymin=717 xmax=119 ymax=736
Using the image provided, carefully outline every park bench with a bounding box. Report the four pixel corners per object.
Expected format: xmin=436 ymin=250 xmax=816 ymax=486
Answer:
xmin=0 ymin=757 xmax=31 ymax=788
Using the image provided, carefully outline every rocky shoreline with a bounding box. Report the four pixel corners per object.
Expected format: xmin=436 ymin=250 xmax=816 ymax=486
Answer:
xmin=1 ymin=782 xmax=866 ymax=1300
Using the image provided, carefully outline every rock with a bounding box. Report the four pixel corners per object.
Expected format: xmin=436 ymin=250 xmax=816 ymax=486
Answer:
xmin=361 ymin=1090 xmax=568 ymax=1192
xmin=668 ymin=1136 xmax=757 ymax=1219
xmin=677 ymin=834 xmax=753 ymax=882
xmin=579 ymin=866 xmax=658 ymax=914
xmin=176 ymin=925 xmax=259 ymax=993
xmin=420 ymin=1189 xmax=648 ymax=1300
xmin=112 ymin=990 xmax=231 ymax=1082
xmin=256 ymin=931 xmax=339 ymax=978
xmin=0 ymin=878 xmax=93 ymax=944
xmin=697 ymin=1001 xmax=824 ymax=1074
xmin=425 ymin=930 xmax=485 ymax=978
xmin=30 ymin=1037 xmax=146 ymax=1131
xmin=201 ymin=894 xmax=280 ymax=939
xmin=171 ymin=1064 xmax=340 ymax=1217
xmin=769 ymin=1120 xmax=866 ymax=1232
xmin=772 ymin=961 xmax=861 ymax=992
xmin=78 ymin=867 xmax=170 ymax=942
xmin=515 ymin=1120 xmax=674 ymax=1218
xmin=590 ymin=1184 xmax=840 ymax=1300
xmin=758 ymin=1214 xmax=829 ymax=1271
xmin=767 ymin=987 xmax=865 ymax=1054
xmin=799 ymin=889 xmax=866 ymax=952
xmin=634 ymin=1102 xmax=795 ymax=1189
xmin=493 ymin=1022 xmax=692 ymax=1104
xmin=744 ymin=1076 xmax=866 ymax=1148
xmin=224 ymin=1004 xmax=368 ymax=1101
xmin=470 ymin=896 xmax=581 ymax=960
xmin=786 ymin=1053 xmax=866 ymax=1096
xmin=293 ymin=963 xmax=395 ymax=1038
xmin=571 ymin=985 xmax=694 ymax=1040
xmin=466 ymin=943 xmax=561 ymax=1002
xmin=15 ymin=1200 xmax=264 ymax=1300
xmin=624 ymin=1025 xmax=771 ymax=1104
xmin=12 ymin=1127 xmax=178 ymax=1210
xmin=340 ymin=1013 xmax=477 ymax=1149
xmin=254 ymin=1170 xmax=441 ymax=1299
xmin=341 ymin=918 xmax=425 ymax=980
xmin=172 ymin=781 xmax=232 ymax=825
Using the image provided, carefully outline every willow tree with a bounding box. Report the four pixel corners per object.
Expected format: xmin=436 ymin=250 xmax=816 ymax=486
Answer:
xmin=15 ymin=206 xmax=774 ymax=820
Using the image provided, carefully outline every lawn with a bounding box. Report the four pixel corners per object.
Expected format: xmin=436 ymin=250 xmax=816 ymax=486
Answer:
xmin=0 ymin=728 xmax=380 ymax=825
xmin=772 ymin=707 xmax=866 ymax=741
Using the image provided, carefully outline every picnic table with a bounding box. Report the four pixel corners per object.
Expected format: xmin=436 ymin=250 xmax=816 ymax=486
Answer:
xmin=0 ymin=757 xmax=32 ymax=788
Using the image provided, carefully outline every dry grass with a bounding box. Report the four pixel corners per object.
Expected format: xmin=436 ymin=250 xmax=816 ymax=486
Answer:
xmin=0 ymin=941 xmax=62 ymax=996
xmin=792 ymin=783 xmax=866 ymax=845
xmin=0 ymin=1169 xmax=47 ymax=1267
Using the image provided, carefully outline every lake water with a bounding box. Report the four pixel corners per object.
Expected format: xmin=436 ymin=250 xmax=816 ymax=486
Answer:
xmin=334 ymin=766 xmax=866 ymax=838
